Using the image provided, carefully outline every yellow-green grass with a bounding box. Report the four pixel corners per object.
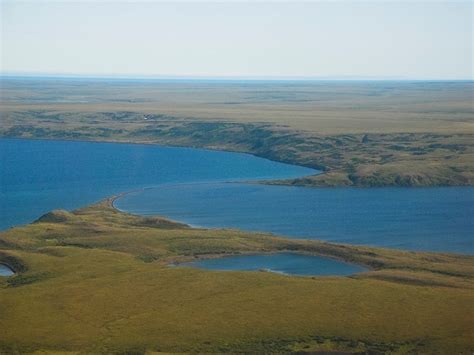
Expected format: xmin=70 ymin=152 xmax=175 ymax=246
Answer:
xmin=2 ymin=80 xmax=473 ymax=134
xmin=1 ymin=200 xmax=473 ymax=353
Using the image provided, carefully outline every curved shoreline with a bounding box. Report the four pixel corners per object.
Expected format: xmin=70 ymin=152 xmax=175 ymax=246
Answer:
xmin=0 ymin=136 xmax=321 ymax=182
xmin=110 ymin=182 xmax=474 ymax=255
xmin=0 ymin=137 xmax=316 ymax=232
xmin=2 ymin=122 xmax=473 ymax=188
xmin=2 ymin=137 xmax=472 ymax=255
xmin=103 ymin=193 xmax=373 ymax=270
xmin=176 ymin=252 xmax=369 ymax=276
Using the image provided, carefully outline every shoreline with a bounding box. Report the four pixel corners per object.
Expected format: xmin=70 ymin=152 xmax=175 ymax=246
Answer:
xmin=3 ymin=135 xmax=472 ymax=188
xmin=0 ymin=136 xmax=321 ymax=180
xmin=105 ymin=194 xmax=375 ymax=269
xmin=107 ymin=187 xmax=474 ymax=257
xmin=1 ymin=137 xmax=472 ymax=255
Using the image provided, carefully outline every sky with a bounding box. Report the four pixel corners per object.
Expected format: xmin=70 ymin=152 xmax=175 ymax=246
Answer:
xmin=1 ymin=1 xmax=472 ymax=80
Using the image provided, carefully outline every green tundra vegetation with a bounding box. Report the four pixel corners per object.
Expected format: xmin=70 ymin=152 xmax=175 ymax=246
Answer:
xmin=0 ymin=200 xmax=473 ymax=354
xmin=1 ymin=79 xmax=473 ymax=187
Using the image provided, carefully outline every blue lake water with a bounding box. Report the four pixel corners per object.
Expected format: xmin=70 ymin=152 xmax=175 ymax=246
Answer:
xmin=0 ymin=138 xmax=313 ymax=230
xmin=180 ymin=253 xmax=368 ymax=276
xmin=0 ymin=264 xmax=15 ymax=277
xmin=115 ymin=182 xmax=474 ymax=254
xmin=1 ymin=138 xmax=473 ymax=258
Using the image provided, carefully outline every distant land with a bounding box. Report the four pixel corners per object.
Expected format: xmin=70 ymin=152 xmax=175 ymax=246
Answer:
xmin=3 ymin=73 xmax=460 ymax=80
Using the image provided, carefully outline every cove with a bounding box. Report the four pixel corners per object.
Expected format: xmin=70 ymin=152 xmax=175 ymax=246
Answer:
xmin=179 ymin=253 xmax=368 ymax=276
xmin=0 ymin=264 xmax=15 ymax=277
xmin=0 ymin=138 xmax=314 ymax=230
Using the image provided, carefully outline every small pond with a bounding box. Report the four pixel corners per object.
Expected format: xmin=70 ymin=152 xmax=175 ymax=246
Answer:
xmin=0 ymin=264 xmax=15 ymax=277
xmin=180 ymin=253 xmax=368 ymax=276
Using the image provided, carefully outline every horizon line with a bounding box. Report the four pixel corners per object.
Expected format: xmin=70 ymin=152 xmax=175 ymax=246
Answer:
xmin=1 ymin=72 xmax=472 ymax=82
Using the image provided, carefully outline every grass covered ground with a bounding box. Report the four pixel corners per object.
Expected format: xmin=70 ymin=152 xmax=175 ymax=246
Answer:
xmin=1 ymin=200 xmax=473 ymax=353
xmin=1 ymin=79 xmax=473 ymax=187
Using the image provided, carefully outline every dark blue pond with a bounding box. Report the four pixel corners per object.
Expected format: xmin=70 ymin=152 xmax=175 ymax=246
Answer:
xmin=181 ymin=253 xmax=368 ymax=276
xmin=116 ymin=182 xmax=474 ymax=254
xmin=0 ymin=264 xmax=15 ymax=277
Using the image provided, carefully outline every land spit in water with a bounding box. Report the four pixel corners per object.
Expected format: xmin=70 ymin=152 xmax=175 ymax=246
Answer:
xmin=3 ymin=138 xmax=472 ymax=254
xmin=0 ymin=198 xmax=473 ymax=353
xmin=0 ymin=138 xmax=314 ymax=230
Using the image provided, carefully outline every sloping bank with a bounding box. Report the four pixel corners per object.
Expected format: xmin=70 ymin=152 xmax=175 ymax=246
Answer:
xmin=2 ymin=118 xmax=473 ymax=187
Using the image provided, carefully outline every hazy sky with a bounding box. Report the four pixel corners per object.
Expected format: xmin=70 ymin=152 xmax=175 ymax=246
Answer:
xmin=1 ymin=1 xmax=472 ymax=79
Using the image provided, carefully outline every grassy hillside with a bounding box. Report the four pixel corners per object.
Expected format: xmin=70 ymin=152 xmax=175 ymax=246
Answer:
xmin=1 ymin=199 xmax=473 ymax=353
xmin=1 ymin=79 xmax=473 ymax=187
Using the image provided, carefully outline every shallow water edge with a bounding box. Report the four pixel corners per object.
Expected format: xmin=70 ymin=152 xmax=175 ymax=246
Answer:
xmin=0 ymin=264 xmax=15 ymax=277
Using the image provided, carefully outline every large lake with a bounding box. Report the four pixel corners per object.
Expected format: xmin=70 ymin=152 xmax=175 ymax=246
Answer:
xmin=1 ymin=138 xmax=473 ymax=254
xmin=0 ymin=138 xmax=313 ymax=230
xmin=116 ymin=182 xmax=473 ymax=253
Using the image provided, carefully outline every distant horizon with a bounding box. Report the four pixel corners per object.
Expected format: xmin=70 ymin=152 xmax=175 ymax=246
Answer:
xmin=2 ymin=72 xmax=473 ymax=82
